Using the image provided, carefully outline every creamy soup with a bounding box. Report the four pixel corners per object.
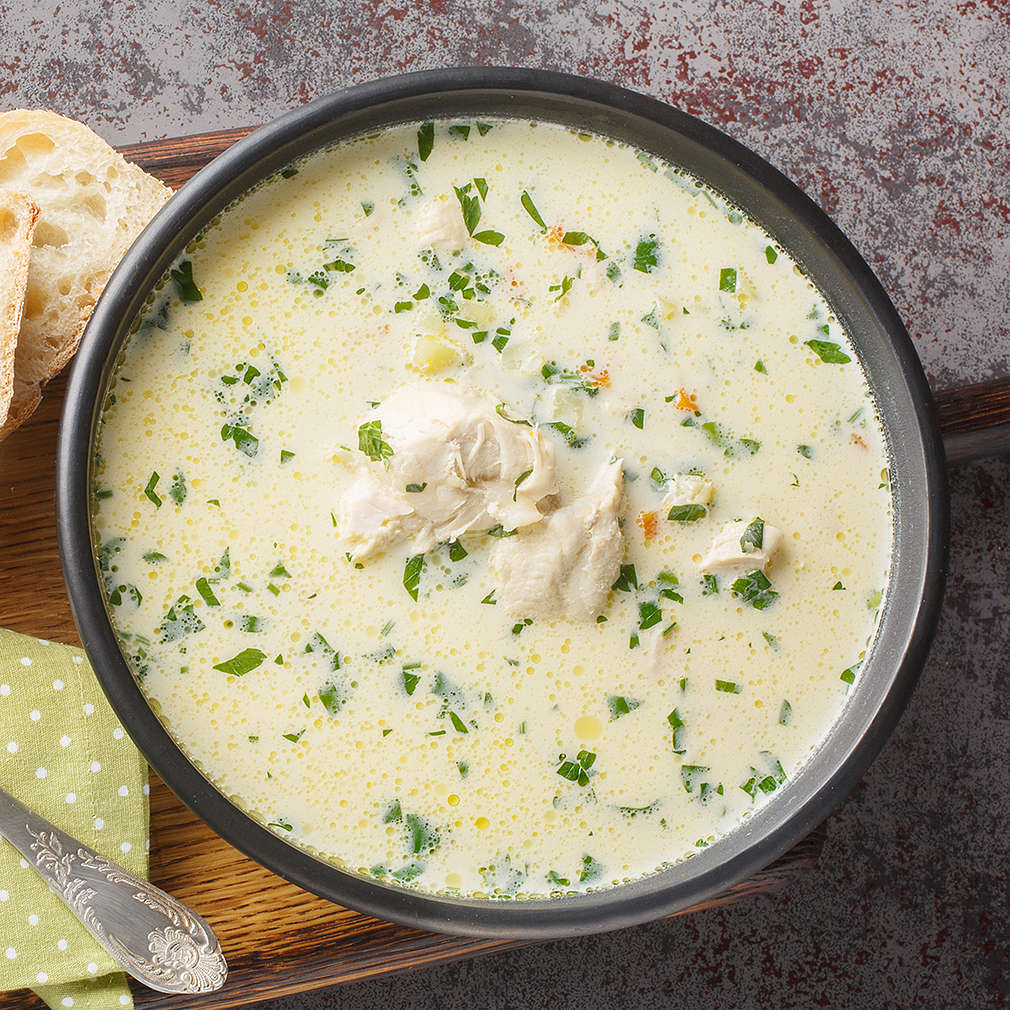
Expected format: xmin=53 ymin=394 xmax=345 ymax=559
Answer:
xmin=92 ymin=119 xmax=892 ymax=899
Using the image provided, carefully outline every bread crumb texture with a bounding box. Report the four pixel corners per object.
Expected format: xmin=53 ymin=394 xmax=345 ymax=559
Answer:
xmin=0 ymin=109 xmax=171 ymax=438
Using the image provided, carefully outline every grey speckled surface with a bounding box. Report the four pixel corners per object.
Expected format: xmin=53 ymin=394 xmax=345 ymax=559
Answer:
xmin=4 ymin=1 xmax=1008 ymax=1006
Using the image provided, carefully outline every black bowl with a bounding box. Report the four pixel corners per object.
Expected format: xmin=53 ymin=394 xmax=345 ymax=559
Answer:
xmin=56 ymin=68 xmax=947 ymax=938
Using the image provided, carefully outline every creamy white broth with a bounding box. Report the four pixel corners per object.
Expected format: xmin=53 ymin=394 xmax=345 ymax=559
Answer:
xmin=92 ymin=119 xmax=891 ymax=898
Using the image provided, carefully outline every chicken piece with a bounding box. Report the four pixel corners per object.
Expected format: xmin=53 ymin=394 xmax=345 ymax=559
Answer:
xmin=662 ymin=474 xmax=714 ymax=509
xmin=337 ymin=382 xmax=557 ymax=559
xmin=491 ymin=460 xmax=625 ymax=622
xmin=415 ymin=196 xmax=467 ymax=250
xmin=698 ymin=518 xmax=783 ymax=575
xmin=337 ymin=472 xmax=417 ymax=559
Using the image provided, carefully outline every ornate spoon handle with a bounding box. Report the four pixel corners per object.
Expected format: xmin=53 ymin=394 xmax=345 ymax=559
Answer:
xmin=0 ymin=785 xmax=227 ymax=994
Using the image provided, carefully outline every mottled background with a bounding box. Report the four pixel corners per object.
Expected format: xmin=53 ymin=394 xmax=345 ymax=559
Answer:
xmin=3 ymin=0 xmax=1008 ymax=1007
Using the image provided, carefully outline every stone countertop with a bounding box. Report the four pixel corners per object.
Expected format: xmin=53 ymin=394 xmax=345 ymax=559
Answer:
xmin=5 ymin=1 xmax=1008 ymax=1006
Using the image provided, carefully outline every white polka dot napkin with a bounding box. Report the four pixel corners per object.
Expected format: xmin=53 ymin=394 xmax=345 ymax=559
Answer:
xmin=0 ymin=630 xmax=148 ymax=1010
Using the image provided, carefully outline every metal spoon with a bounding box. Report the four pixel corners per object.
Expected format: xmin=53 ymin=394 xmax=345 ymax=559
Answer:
xmin=0 ymin=785 xmax=227 ymax=994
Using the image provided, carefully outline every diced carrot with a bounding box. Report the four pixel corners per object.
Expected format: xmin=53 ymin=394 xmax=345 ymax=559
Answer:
xmin=588 ymin=368 xmax=610 ymax=388
xmin=637 ymin=511 xmax=658 ymax=543
xmin=547 ymin=225 xmax=575 ymax=250
xmin=674 ymin=388 xmax=698 ymax=412
xmin=850 ymin=433 xmax=868 ymax=449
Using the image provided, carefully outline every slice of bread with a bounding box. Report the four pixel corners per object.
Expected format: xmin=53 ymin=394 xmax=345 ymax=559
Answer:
xmin=0 ymin=189 xmax=39 ymax=428
xmin=0 ymin=109 xmax=172 ymax=439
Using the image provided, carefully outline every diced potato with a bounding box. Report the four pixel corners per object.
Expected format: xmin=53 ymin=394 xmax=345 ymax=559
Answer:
xmin=408 ymin=332 xmax=471 ymax=374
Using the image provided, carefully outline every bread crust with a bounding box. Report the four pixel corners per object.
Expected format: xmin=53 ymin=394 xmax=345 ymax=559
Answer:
xmin=0 ymin=109 xmax=172 ymax=440
xmin=0 ymin=189 xmax=39 ymax=430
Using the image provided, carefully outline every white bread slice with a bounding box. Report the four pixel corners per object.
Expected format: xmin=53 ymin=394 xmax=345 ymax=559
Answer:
xmin=0 ymin=109 xmax=172 ymax=440
xmin=0 ymin=190 xmax=39 ymax=428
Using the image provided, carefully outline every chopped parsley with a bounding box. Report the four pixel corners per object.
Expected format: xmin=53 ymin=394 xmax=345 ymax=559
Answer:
xmin=557 ymin=749 xmax=596 ymax=787
xmin=170 ymin=260 xmax=203 ymax=303
xmin=318 ymin=681 xmax=347 ymax=716
xmin=805 ymin=339 xmax=851 ymax=364
xmin=667 ymin=708 xmax=686 ymax=753
xmin=612 ymin=563 xmax=638 ymax=593
xmin=143 ymin=472 xmax=162 ymax=508
xmin=486 ymin=525 xmax=517 ymax=538
xmin=220 ymin=423 xmax=259 ymax=457
xmin=628 ymin=407 xmax=645 ymax=430
xmin=402 ymin=664 xmax=421 ymax=696
xmin=358 ymin=420 xmax=394 ymax=465
xmin=416 ymin=121 xmax=434 ymax=162
xmin=667 ymin=503 xmax=706 ymax=522
xmin=638 ymin=601 xmax=662 ymax=630
xmin=681 ymin=765 xmax=709 ymax=793
xmin=169 ymin=471 xmax=187 ymax=505
xmin=512 ymin=468 xmax=533 ymax=501
xmin=403 ymin=554 xmax=425 ymax=601
xmin=520 ymin=190 xmax=546 ymax=230
xmin=633 ymin=235 xmax=658 ymax=273
xmin=740 ymin=517 xmax=764 ymax=553
xmin=549 ymin=275 xmax=574 ymax=302
xmin=213 ymin=648 xmax=266 ymax=677
xmin=841 ymin=660 xmax=863 ymax=685
xmin=731 ymin=570 xmax=779 ymax=610
xmin=608 ymin=695 xmax=641 ymax=720
xmin=194 ymin=577 xmax=220 ymax=607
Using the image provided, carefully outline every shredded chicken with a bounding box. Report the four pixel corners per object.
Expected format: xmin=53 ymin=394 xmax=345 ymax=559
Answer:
xmin=415 ymin=196 xmax=467 ymax=250
xmin=491 ymin=460 xmax=625 ymax=621
xmin=337 ymin=382 xmax=557 ymax=559
xmin=698 ymin=519 xmax=784 ymax=574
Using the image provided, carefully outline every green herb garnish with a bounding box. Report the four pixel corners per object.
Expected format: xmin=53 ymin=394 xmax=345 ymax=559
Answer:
xmin=169 ymin=471 xmax=187 ymax=505
xmin=805 ymin=339 xmax=851 ymax=364
xmin=143 ymin=472 xmax=162 ymax=508
xmin=358 ymin=420 xmax=393 ymax=465
xmin=612 ymin=563 xmax=638 ymax=593
xmin=667 ymin=503 xmax=706 ymax=522
xmin=521 ymin=190 xmax=546 ymax=229
xmin=213 ymin=648 xmax=266 ymax=677
xmin=557 ymin=749 xmax=596 ymax=787
xmin=731 ymin=570 xmax=778 ymax=610
xmin=634 ymin=235 xmax=658 ymax=273
xmin=740 ymin=517 xmax=764 ymax=553
xmin=608 ymin=695 xmax=640 ymax=720
xmin=403 ymin=554 xmax=425 ymax=601
xmin=170 ymin=260 xmax=203 ymax=303
xmin=194 ymin=577 xmax=220 ymax=607
xmin=667 ymin=708 xmax=686 ymax=753
xmin=416 ymin=121 xmax=434 ymax=162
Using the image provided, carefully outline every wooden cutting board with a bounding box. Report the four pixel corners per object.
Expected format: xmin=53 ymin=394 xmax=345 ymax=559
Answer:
xmin=1 ymin=127 xmax=1006 ymax=1009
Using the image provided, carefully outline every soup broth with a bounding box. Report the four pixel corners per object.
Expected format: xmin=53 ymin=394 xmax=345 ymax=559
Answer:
xmin=93 ymin=119 xmax=892 ymax=898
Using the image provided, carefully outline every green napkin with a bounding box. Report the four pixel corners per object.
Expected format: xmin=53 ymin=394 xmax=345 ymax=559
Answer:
xmin=0 ymin=630 xmax=149 ymax=1010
